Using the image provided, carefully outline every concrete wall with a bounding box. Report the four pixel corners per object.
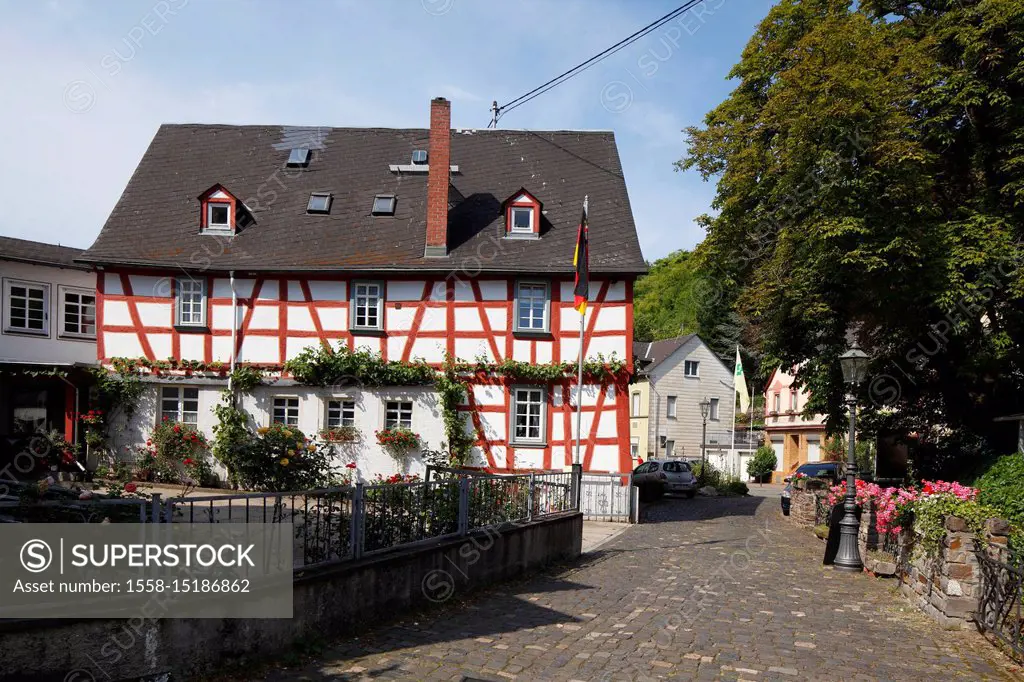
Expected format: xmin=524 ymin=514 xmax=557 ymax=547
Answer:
xmin=646 ymin=336 xmax=733 ymax=461
xmin=0 ymin=512 xmax=583 ymax=681
xmin=0 ymin=260 xmax=96 ymax=365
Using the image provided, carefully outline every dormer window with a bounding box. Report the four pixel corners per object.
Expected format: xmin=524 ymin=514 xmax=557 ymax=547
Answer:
xmin=411 ymin=150 xmax=428 ymax=165
xmin=207 ymin=202 xmax=231 ymax=229
xmin=307 ymin=192 xmax=332 ymax=214
xmin=502 ymin=188 xmax=542 ymax=239
xmin=511 ymin=207 xmax=534 ymax=233
xmin=199 ymin=184 xmax=242 ymax=235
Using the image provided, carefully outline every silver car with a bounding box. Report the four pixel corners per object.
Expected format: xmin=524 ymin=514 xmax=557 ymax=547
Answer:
xmin=632 ymin=459 xmax=698 ymax=501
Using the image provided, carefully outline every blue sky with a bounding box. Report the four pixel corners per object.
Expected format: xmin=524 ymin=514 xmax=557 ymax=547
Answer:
xmin=0 ymin=0 xmax=772 ymax=262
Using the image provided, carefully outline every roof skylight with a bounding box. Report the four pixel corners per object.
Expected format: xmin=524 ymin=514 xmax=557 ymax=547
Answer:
xmin=371 ymin=194 xmax=396 ymax=216
xmin=287 ymin=148 xmax=311 ymax=167
xmin=307 ymin=192 xmax=332 ymax=214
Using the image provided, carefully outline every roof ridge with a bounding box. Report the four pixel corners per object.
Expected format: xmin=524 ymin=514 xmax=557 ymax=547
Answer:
xmin=156 ymin=123 xmax=614 ymax=135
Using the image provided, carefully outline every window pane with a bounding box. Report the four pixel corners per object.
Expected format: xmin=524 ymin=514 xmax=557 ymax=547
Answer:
xmin=210 ymin=205 xmax=229 ymax=225
xmin=512 ymin=208 xmax=532 ymax=230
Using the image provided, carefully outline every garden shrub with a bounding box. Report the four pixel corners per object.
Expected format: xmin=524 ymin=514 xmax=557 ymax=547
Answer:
xmin=148 ymin=420 xmax=215 ymax=490
xmin=229 ymin=424 xmax=341 ymax=492
xmin=975 ymin=452 xmax=1024 ymax=531
xmin=725 ymin=480 xmax=749 ymax=496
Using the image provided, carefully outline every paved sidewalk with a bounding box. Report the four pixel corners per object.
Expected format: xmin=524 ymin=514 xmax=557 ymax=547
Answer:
xmin=249 ymin=496 xmax=1022 ymax=681
xmin=581 ymin=520 xmax=631 ymax=554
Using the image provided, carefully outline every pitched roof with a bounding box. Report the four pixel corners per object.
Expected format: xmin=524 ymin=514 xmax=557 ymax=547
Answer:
xmin=633 ymin=334 xmax=696 ymax=370
xmin=79 ymin=124 xmax=646 ymax=275
xmin=0 ymin=236 xmax=88 ymax=270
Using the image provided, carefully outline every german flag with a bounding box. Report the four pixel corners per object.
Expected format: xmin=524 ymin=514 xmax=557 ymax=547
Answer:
xmin=573 ymin=201 xmax=589 ymax=314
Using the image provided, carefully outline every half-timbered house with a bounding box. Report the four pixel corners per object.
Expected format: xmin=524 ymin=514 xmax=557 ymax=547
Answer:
xmin=78 ymin=97 xmax=646 ymax=479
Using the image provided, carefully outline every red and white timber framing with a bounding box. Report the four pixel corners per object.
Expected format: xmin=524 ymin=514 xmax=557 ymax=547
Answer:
xmin=97 ymin=271 xmax=635 ymax=473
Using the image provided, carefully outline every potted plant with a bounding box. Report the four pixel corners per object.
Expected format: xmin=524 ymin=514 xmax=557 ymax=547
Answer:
xmin=375 ymin=427 xmax=421 ymax=460
xmin=320 ymin=425 xmax=359 ymax=444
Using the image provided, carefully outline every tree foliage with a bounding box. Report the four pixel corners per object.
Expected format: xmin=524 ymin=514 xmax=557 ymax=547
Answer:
xmin=682 ymin=0 xmax=1024 ymax=463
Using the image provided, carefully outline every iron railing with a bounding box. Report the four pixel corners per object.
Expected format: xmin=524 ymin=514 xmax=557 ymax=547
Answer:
xmin=164 ymin=488 xmax=355 ymax=567
xmin=164 ymin=470 xmax=580 ymax=569
xmin=976 ymin=543 xmax=1024 ymax=661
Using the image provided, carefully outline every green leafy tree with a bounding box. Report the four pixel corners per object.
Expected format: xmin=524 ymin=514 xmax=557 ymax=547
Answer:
xmin=748 ymin=445 xmax=777 ymax=484
xmin=682 ymin=0 xmax=1024 ymax=469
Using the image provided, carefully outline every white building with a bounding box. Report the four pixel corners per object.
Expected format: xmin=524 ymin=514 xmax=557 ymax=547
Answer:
xmin=0 ymin=237 xmax=96 ymax=459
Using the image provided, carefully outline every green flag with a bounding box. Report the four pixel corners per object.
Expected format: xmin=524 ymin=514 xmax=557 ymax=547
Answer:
xmin=735 ymin=346 xmax=750 ymax=413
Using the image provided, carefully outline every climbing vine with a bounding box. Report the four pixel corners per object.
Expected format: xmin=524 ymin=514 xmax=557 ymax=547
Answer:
xmin=438 ymin=356 xmax=476 ymax=467
xmin=283 ymin=345 xmax=436 ymax=387
xmin=229 ymin=365 xmax=265 ymax=392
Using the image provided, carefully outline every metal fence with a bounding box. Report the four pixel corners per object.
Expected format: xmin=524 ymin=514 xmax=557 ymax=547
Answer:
xmin=580 ymin=473 xmax=637 ymax=523
xmin=976 ymin=543 xmax=1024 ymax=661
xmin=0 ymin=498 xmax=153 ymax=524
xmin=164 ymin=470 xmax=579 ymax=569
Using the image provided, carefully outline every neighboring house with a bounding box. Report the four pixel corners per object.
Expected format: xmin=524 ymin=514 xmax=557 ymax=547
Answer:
xmin=0 ymin=237 xmax=97 ymax=465
xmin=627 ymin=379 xmax=650 ymax=464
xmin=764 ymin=366 xmax=827 ymax=483
xmin=632 ymin=335 xmax=734 ymax=465
xmin=77 ymin=97 xmax=645 ymax=480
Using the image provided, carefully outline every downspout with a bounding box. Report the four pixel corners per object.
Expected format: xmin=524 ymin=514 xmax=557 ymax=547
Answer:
xmin=229 ymin=271 xmax=237 ymax=394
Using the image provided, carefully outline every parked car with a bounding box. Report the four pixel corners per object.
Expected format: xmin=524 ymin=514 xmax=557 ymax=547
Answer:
xmin=781 ymin=462 xmax=844 ymax=516
xmin=633 ymin=459 xmax=698 ymax=501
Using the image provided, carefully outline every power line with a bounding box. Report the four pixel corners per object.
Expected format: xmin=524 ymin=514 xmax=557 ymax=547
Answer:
xmin=489 ymin=0 xmax=705 ymax=127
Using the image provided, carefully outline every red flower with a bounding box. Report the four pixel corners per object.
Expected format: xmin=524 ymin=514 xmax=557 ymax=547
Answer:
xmin=173 ymin=424 xmax=182 ymax=433
xmin=124 ymin=482 xmax=137 ymax=493
xmin=146 ymin=440 xmax=152 ymax=446
xmin=183 ymin=458 xmax=193 ymax=466
xmin=345 ymin=462 xmax=357 ymax=469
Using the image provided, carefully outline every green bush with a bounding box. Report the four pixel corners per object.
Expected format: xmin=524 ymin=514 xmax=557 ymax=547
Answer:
xmin=725 ymin=480 xmax=749 ymax=496
xmin=691 ymin=461 xmax=724 ymax=488
xmin=975 ymin=452 xmax=1024 ymax=530
xmin=747 ymin=446 xmax=777 ymax=482
xmin=229 ymin=424 xmax=341 ymax=492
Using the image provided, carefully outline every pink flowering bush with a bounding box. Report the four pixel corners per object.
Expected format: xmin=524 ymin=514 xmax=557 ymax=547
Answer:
xmin=825 ymin=479 xmax=978 ymax=537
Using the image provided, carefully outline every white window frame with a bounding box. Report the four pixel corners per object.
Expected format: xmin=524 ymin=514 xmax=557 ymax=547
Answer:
xmin=176 ymin=277 xmax=207 ymax=327
xmin=684 ymin=360 xmax=699 ymax=377
xmin=326 ymin=398 xmax=356 ymax=428
xmin=513 ymin=280 xmax=550 ymax=333
xmin=384 ymin=400 xmax=413 ymax=430
xmin=631 ymin=392 xmax=641 ymax=417
xmin=58 ymin=285 xmax=96 ymax=339
xmin=3 ymin=278 xmax=50 ymax=336
xmin=630 ymin=439 xmax=639 ymax=459
xmin=160 ymin=386 xmax=199 ymax=425
xmin=664 ymin=440 xmax=675 ymax=458
xmin=510 ymin=386 xmax=546 ymax=446
xmin=272 ymin=396 xmax=300 ymax=426
xmin=206 ymin=201 xmax=232 ymax=230
xmin=790 ymin=390 xmax=798 ymax=412
xmin=773 ymin=392 xmax=781 ymax=413
xmin=351 ymin=280 xmax=384 ymax=331
xmin=709 ymin=397 xmax=720 ymax=421
xmin=666 ymin=395 xmax=677 ymax=419
xmin=509 ymin=206 xmax=535 ymax=234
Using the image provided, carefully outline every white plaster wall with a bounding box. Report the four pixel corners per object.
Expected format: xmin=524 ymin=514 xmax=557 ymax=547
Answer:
xmin=0 ymin=261 xmax=97 ymax=365
xmin=114 ymin=383 xmax=446 ymax=485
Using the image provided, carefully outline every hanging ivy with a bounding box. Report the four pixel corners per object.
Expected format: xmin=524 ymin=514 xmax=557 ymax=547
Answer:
xmin=230 ymin=365 xmax=265 ymax=392
xmin=283 ymin=345 xmax=437 ymax=387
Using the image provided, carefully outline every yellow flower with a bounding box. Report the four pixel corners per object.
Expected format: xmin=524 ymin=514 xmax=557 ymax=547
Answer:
xmin=282 ymin=430 xmax=293 ymax=438
xmin=306 ymin=444 xmax=316 ymax=452
xmin=279 ymin=458 xmax=290 ymax=467
xmin=287 ymin=449 xmax=295 ymax=456
xmin=257 ymin=427 xmax=269 ymax=435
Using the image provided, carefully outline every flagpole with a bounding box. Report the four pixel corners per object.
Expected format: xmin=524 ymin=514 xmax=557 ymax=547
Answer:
xmin=730 ymin=345 xmax=738 ymax=476
xmin=575 ymin=195 xmax=588 ymax=467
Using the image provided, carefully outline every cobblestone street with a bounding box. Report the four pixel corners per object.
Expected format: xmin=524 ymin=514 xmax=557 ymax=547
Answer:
xmin=255 ymin=495 xmax=1022 ymax=681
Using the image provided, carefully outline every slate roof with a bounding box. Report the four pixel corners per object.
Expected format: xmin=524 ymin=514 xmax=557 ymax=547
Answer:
xmin=633 ymin=334 xmax=696 ymax=370
xmin=79 ymin=125 xmax=646 ymax=275
xmin=0 ymin=236 xmax=88 ymax=270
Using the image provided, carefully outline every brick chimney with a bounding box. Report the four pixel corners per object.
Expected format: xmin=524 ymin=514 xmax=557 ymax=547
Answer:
xmin=424 ymin=97 xmax=451 ymax=258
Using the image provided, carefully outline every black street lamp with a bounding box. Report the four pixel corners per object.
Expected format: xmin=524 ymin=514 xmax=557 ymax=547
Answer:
xmin=835 ymin=342 xmax=869 ymax=572
xmin=699 ymin=397 xmax=711 ymax=487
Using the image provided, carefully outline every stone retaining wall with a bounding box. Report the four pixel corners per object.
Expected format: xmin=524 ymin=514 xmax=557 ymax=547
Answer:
xmin=898 ymin=516 xmax=1013 ymax=630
